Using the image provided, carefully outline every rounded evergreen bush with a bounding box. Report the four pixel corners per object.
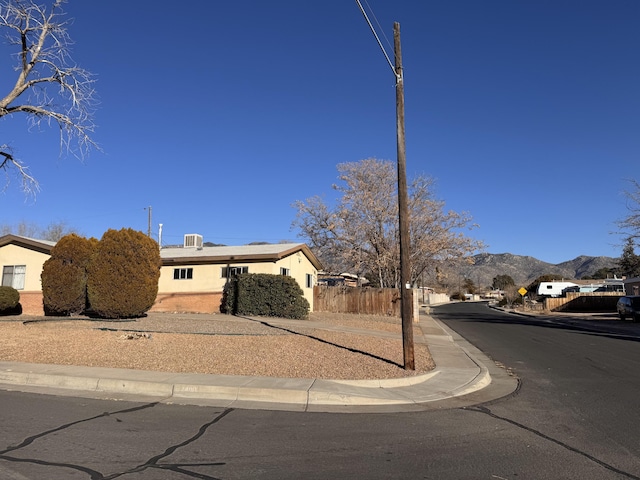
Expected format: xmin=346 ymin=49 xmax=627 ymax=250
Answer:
xmin=41 ymin=234 xmax=97 ymax=316
xmin=0 ymin=286 xmax=20 ymax=314
xmin=87 ymin=228 xmax=161 ymax=319
xmin=223 ymin=273 xmax=309 ymax=319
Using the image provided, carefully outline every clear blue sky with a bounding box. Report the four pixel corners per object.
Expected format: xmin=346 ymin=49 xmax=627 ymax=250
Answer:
xmin=1 ymin=0 xmax=638 ymax=264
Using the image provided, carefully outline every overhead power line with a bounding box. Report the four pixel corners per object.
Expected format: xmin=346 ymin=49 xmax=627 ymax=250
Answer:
xmin=354 ymin=0 xmax=398 ymax=78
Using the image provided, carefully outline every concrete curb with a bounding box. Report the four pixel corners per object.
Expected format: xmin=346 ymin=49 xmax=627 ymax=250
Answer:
xmin=0 ymin=312 xmax=514 ymax=412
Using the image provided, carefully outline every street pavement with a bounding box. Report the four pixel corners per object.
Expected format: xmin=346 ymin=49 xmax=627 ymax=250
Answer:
xmin=0 ymin=309 xmax=522 ymax=413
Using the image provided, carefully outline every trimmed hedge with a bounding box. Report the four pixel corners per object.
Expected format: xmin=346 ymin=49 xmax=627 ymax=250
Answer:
xmin=41 ymin=234 xmax=97 ymax=316
xmin=0 ymin=286 xmax=20 ymax=314
xmin=87 ymin=228 xmax=161 ymax=319
xmin=222 ymin=273 xmax=309 ymax=319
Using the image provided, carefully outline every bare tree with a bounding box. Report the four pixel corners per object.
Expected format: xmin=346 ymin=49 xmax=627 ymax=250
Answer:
xmin=0 ymin=0 xmax=98 ymax=195
xmin=618 ymin=179 xmax=640 ymax=241
xmin=293 ymin=158 xmax=484 ymax=288
xmin=0 ymin=220 xmax=78 ymax=240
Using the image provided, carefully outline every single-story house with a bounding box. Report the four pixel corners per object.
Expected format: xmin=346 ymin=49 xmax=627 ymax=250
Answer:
xmin=155 ymin=235 xmax=322 ymax=313
xmin=0 ymin=234 xmax=55 ymax=314
xmin=0 ymin=233 xmax=322 ymax=315
xmin=624 ymin=277 xmax=640 ymax=296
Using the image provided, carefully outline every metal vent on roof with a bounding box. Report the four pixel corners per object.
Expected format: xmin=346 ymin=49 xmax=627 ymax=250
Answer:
xmin=184 ymin=234 xmax=203 ymax=249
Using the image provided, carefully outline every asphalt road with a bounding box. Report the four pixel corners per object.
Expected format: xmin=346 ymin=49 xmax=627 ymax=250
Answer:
xmin=1 ymin=302 xmax=639 ymax=479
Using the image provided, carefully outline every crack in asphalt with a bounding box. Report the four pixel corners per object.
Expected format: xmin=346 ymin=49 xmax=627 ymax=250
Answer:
xmin=0 ymin=403 xmax=235 ymax=479
xmin=466 ymin=404 xmax=640 ymax=480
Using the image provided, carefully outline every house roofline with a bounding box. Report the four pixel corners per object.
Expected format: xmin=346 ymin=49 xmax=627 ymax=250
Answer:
xmin=0 ymin=234 xmax=55 ymax=255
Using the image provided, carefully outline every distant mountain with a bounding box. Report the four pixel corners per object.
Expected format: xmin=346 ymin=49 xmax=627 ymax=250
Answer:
xmin=457 ymin=253 xmax=618 ymax=288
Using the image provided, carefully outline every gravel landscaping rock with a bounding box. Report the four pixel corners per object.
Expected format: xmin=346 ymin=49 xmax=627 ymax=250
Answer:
xmin=0 ymin=312 xmax=434 ymax=380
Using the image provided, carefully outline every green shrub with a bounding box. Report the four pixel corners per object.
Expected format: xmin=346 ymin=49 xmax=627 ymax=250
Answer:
xmin=0 ymin=286 xmax=20 ymax=314
xmin=41 ymin=234 xmax=97 ymax=316
xmin=87 ymin=228 xmax=161 ymax=319
xmin=222 ymin=273 xmax=309 ymax=319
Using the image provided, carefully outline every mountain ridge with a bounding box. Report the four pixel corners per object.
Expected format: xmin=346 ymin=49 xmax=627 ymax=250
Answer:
xmin=458 ymin=253 xmax=618 ymax=288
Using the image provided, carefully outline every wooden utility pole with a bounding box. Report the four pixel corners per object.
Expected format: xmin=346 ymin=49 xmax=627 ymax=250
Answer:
xmin=354 ymin=2 xmax=415 ymax=370
xmin=146 ymin=206 xmax=152 ymax=237
xmin=394 ymin=22 xmax=414 ymax=370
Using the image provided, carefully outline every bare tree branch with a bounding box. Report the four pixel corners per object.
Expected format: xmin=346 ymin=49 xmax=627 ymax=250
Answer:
xmin=618 ymin=179 xmax=640 ymax=242
xmin=0 ymin=0 xmax=99 ymax=194
xmin=0 ymin=147 xmax=39 ymax=195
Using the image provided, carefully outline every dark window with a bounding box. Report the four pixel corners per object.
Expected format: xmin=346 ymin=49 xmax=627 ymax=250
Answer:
xmin=306 ymin=274 xmax=313 ymax=288
xmin=280 ymin=268 xmax=290 ymax=276
xmin=173 ymin=268 xmax=193 ymax=280
xmin=222 ymin=266 xmax=248 ymax=278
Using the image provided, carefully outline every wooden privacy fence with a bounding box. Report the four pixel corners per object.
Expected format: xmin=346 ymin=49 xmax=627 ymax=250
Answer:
xmin=544 ymin=292 xmax=622 ymax=312
xmin=314 ymin=285 xmax=404 ymax=317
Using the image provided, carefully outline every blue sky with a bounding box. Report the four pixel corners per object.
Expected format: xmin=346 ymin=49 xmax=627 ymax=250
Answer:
xmin=1 ymin=0 xmax=639 ymax=264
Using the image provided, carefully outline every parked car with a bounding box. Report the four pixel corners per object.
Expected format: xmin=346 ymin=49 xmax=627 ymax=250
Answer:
xmin=616 ymin=296 xmax=640 ymax=321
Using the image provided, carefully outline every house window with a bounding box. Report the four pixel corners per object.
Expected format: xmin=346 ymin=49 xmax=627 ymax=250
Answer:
xmin=173 ymin=268 xmax=193 ymax=280
xmin=221 ymin=266 xmax=248 ymax=278
xmin=306 ymin=274 xmax=314 ymax=288
xmin=2 ymin=265 xmax=26 ymax=290
xmin=280 ymin=268 xmax=290 ymax=276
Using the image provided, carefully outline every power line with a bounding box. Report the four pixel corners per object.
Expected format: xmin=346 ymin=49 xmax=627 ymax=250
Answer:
xmin=354 ymin=0 xmax=398 ymax=78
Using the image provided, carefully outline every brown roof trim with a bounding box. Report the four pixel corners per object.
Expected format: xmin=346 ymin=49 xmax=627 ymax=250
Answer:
xmin=0 ymin=234 xmax=54 ymax=255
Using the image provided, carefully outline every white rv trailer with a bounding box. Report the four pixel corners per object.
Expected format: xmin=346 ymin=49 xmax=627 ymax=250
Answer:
xmin=537 ymin=281 xmax=578 ymax=297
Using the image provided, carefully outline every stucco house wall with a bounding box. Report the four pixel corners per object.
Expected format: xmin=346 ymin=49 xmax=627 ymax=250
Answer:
xmin=155 ymin=243 xmax=321 ymax=313
xmin=0 ymin=236 xmax=55 ymax=315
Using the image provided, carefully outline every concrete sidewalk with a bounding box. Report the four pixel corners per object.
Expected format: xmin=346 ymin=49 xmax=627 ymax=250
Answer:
xmin=0 ymin=314 xmax=518 ymax=413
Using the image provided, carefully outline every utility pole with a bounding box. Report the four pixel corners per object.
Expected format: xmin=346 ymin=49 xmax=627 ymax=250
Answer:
xmin=394 ymin=22 xmax=414 ymax=370
xmin=354 ymin=0 xmax=415 ymax=370
xmin=145 ymin=206 xmax=152 ymax=237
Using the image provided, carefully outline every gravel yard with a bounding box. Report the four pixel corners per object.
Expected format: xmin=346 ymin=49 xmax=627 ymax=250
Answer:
xmin=0 ymin=312 xmax=434 ymax=380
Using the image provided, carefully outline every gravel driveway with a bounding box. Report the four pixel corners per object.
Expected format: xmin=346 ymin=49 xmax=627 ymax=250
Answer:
xmin=0 ymin=312 xmax=434 ymax=380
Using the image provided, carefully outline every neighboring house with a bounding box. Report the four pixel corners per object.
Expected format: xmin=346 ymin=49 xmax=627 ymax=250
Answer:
xmin=0 ymin=233 xmax=322 ymax=315
xmin=0 ymin=235 xmax=55 ymax=315
xmin=155 ymin=236 xmax=322 ymax=313
xmin=624 ymin=277 xmax=640 ymax=296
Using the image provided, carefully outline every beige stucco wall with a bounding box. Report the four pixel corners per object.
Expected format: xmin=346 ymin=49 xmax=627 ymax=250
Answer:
xmin=0 ymin=243 xmax=49 ymax=291
xmin=158 ymin=252 xmax=318 ymax=310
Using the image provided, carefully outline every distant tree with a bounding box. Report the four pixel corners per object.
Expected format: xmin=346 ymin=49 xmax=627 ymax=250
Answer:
xmin=41 ymin=221 xmax=79 ymax=241
xmin=581 ymin=267 xmax=617 ymax=280
xmin=0 ymin=221 xmax=79 ymax=241
xmin=463 ymin=278 xmax=477 ymax=294
xmin=203 ymin=242 xmax=225 ymax=247
xmin=41 ymin=234 xmax=96 ymax=315
xmin=492 ymin=275 xmax=515 ymax=290
xmin=499 ymin=284 xmax=520 ymax=307
xmin=617 ymin=238 xmax=640 ymax=278
xmin=618 ymin=179 xmax=640 ymax=241
xmin=0 ymin=0 xmax=98 ymax=195
xmin=87 ymin=229 xmax=161 ymax=319
xmin=1 ymin=221 xmax=36 ymax=237
xmin=293 ymin=158 xmax=483 ymax=288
